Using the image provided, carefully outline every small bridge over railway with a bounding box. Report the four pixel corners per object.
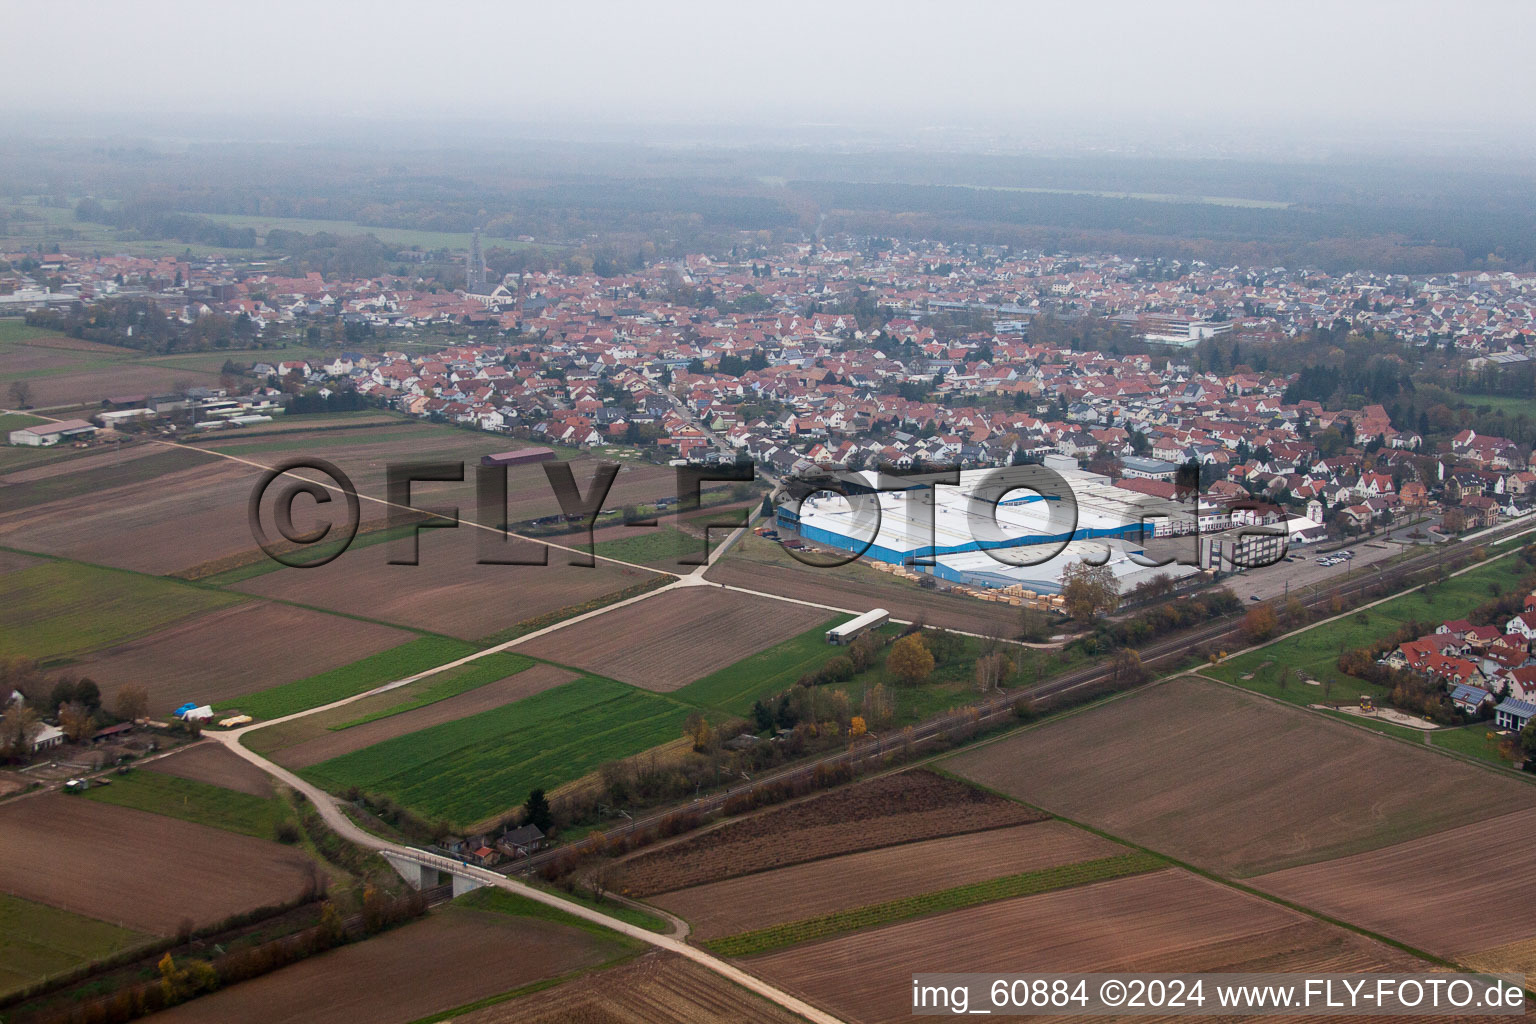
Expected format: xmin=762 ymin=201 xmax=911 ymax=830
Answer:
xmin=381 ymin=847 xmax=489 ymax=899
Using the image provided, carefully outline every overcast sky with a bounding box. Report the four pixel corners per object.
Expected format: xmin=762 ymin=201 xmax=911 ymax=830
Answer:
xmin=6 ymin=0 xmax=1533 ymax=139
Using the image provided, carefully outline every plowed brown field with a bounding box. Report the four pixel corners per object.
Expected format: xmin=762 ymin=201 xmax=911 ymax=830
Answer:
xmin=749 ymin=869 xmax=1441 ymax=1024
xmin=235 ymin=527 xmax=654 ymax=640
xmin=516 ymin=588 xmax=829 ymax=691
xmin=140 ymin=908 xmax=624 ymax=1024
xmin=146 ymin=742 xmax=276 ymax=797
xmin=0 ymin=796 xmax=316 ymax=935
xmin=617 ymin=770 xmax=1046 ymax=896
xmin=947 ymin=676 xmax=1536 ymax=876
xmin=1254 ymin=804 xmax=1536 ymax=968
xmin=454 ymin=951 xmax=806 ymax=1024
xmin=71 ymin=601 xmax=413 ymax=713
xmin=655 ymin=820 xmax=1119 ymax=940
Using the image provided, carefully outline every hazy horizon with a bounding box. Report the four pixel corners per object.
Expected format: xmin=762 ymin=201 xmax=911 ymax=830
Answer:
xmin=4 ymin=0 xmax=1534 ymax=158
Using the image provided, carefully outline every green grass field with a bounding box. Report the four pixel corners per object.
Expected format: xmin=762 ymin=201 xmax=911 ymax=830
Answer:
xmin=1454 ymin=393 xmax=1536 ymax=423
xmin=0 ymin=320 xmax=63 ymax=344
xmin=329 ymin=652 xmax=533 ymax=730
xmin=0 ymin=412 xmax=47 ymax=433
xmin=1430 ymin=722 xmax=1514 ymax=765
xmin=453 ymin=887 xmax=644 ymax=944
xmin=0 ymin=893 xmax=149 ymax=998
xmin=589 ymin=526 xmax=694 ymax=568
xmin=1205 ymin=551 xmax=1529 ymax=710
xmin=301 ymin=676 xmax=692 ymax=828
xmin=83 ymin=770 xmax=292 ymax=841
xmin=0 ymin=559 xmax=243 ymax=662
xmin=216 ymin=636 xmax=480 ymax=720
xmin=706 ymin=851 xmax=1164 ymax=957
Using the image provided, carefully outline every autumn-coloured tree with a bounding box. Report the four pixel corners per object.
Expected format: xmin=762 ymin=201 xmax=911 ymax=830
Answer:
xmin=887 ymin=634 xmax=935 ymax=685
xmin=849 ymin=715 xmax=867 ymax=737
xmin=682 ymin=711 xmax=710 ymax=751
xmin=1110 ymin=649 xmax=1146 ymax=685
xmin=1060 ymin=561 xmax=1120 ymax=624
xmin=974 ymin=651 xmax=1014 ymax=693
xmin=0 ymin=704 xmax=40 ymax=759
xmin=59 ymin=701 xmax=93 ymax=743
xmin=1441 ymin=508 xmax=1467 ymax=534
xmin=115 ymin=684 xmax=149 ymax=723
xmin=1243 ymin=603 xmax=1279 ymax=642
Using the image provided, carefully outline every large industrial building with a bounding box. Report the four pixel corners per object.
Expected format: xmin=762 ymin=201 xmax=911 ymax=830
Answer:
xmin=776 ymin=467 xmax=1206 ymax=596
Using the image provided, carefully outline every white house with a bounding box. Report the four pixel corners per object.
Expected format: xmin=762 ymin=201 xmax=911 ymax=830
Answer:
xmin=30 ymin=724 xmax=64 ymax=754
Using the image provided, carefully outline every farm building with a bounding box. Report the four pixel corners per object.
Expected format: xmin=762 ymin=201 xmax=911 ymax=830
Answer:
xmin=31 ymin=724 xmax=65 ymax=753
xmin=499 ymin=824 xmax=547 ymax=857
xmin=779 ymin=467 xmax=1200 ymax=596
xmin=480 ymin=447 xmax=557 ymax=468
xmin=827 ymin=608 xmax=890 ymax=644
xmin=8 ymin=419 xmax=97 ymax=446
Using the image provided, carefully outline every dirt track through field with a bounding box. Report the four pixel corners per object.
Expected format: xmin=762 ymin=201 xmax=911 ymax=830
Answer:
xmin=0 ymin=795 xmax=316 ymax=935
xmin=654 ymin=821 xmax=1120 ymax=940
xmin=274 ymin=663 xmax=580 ymax=768
xmin=516 ymin=587 xmax=829 ymax=690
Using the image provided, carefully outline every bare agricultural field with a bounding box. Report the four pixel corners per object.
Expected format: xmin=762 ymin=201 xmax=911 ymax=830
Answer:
xmin=5 ymin=363 xmax=224 ymax=408
xmin=235 ymin=526 xmax=656 ymax=640
xmin=70 ymin=601 xmax=414 ymax=713
xmin=455 ymin=950 xmax=806 ymax=1024
xmin=0 ymin=795 xmax=317 ymax=935
xmin=654 ymin=821 xmax=1120 ymax=941
xmin=145 ymin=743 xmax=277 ymax=798
xmin=617 ymin=770 xmax=1047 ymax=896
xmin=946 ymin=676 xmax=1536 ymax=876
xmin=706 ymin=537 xmax=1022 ymax=635
xmin=1253 ymin=805 xmax=1536 ymax=969
xmin=141 ymin=907 xmax=625 ymax=1024
xmin=750 ymin=869 xmax=1438 ymax=1024
xmin=0 ymin=441 xmax=167 ymax=485
xmin=517 ymin=588 xmax=827 ymax=691
xmin=0 ymin=550 xmax=43 ymax=576
xmin=0 ymin=451 xmax=298 ymax=575
xmin=273 ymin=663 xmax=580 ymax=769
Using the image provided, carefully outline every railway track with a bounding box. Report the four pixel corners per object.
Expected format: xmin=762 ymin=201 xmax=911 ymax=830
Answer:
xmin=507 ymin=519 xmax=1536 ymax=875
